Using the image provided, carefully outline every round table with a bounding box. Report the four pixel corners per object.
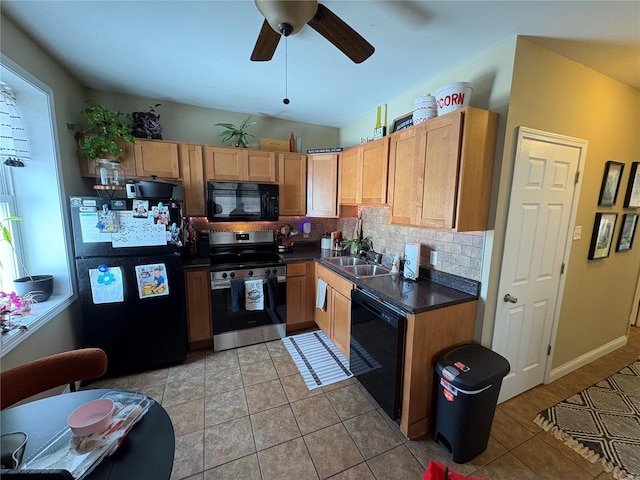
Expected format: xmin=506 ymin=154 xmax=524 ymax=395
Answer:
xmin=1 ymin=389 xmax=174 ymax=479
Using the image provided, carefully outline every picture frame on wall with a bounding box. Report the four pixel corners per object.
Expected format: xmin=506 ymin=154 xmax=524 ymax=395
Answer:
xmin=588 ymin=212 xmax=617 ymax=260
xmin=623 ymin=162 xmax=640 ymax=208
xmin=598 ymin=161 xmax=624 ymax=206
xmin=616 ymin=214 xmax=638 ymax=252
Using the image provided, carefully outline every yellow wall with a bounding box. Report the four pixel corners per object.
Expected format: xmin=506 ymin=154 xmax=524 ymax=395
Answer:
xmin=505 ymin=38 xmax=640 ymax=367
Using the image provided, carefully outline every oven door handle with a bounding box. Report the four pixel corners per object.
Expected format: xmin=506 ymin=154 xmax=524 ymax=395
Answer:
xmin=211 ymin=275 xmax=286 ymax=290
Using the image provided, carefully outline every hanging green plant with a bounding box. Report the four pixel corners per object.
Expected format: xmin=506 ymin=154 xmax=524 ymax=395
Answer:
xmin=213 ymin=116 xmax=258 ymax=148
xmin=67 ymin=100 xmax=136 ymax=160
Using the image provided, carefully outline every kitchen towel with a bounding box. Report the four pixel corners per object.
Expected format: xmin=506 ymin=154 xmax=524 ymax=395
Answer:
xmin=245 ymin=279 xmax=264 ymax=311
xmin=230 ymin=278 xmax=245 ymax=312
xmin=316 ymin=278 xmax=327 ymax=311
xmin=266 ymin=274 xmax=279 ymax=309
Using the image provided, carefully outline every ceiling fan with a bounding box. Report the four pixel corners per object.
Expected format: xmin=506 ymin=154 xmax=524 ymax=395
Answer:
xmin=251 ymin=0 xmax=375 ymax=64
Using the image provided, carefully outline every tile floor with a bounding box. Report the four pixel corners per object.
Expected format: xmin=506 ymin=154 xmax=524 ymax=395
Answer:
xmin=88 ymin=326 xmax=640 ymax=479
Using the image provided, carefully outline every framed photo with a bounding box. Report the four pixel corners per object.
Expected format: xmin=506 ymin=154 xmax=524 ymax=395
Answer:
xmin=391 ymin=112 xmax=413 ymax=133
xmin=588 ymin=212 xmax=617 ymax=260
xmin=616 ymin=213 xmax=638 ymax=252
xmin=598 ymin=161 xmax=624 ymax=206
xmin=623 ymin=162 xmax=640 ymax=208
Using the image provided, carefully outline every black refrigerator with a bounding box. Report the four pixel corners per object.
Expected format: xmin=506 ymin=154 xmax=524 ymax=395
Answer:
xmin=69 ymin=195 xmax=187 ymax=377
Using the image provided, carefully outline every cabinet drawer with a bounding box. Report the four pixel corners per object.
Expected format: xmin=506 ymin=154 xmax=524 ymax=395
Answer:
xmin=287 ymin=262 xmax=307 ymax=277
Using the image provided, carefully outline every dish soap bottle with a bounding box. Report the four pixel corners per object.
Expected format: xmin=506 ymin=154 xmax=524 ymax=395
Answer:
xmin=391 ymin=253 xmax=399 ymax=273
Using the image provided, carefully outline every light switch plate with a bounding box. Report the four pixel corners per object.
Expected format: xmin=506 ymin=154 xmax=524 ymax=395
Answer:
xmin=573 ymin=225 xmax=582 ymax=240
xmin=430 ymin=251 xmax=438 ymax=266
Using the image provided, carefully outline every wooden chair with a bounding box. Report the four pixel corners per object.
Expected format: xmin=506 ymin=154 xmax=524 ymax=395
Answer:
xmin=1 ymin=348 xmax=108 ymax=410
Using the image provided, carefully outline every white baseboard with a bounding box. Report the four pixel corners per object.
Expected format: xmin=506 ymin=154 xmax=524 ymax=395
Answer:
xmin=546 ymin=334 xmax=628 ymax=383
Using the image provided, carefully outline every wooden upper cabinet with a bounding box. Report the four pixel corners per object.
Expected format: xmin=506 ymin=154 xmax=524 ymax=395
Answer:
xmin=203 ymin=146 xmax=276 ymax=183
xmin=338 ymin=137 xmax=389 ymax=206
xmin=307 ymin=153 xmax=339 ymax=218
xmin=361 ymin=137 xmax=389 ymax=205
xmin=245 ymin=149 xmax=277 ymax=183
xmin=388 ymin=127 xmax=417 ymax=225
xmin=204 ymin=146 xmax=243 ymax=181
xmin=412 ymin=113 xmax=463 ymax=229
xmin=278 ymin=153 xmax=307 ymax=216
xmin=388 ymin=107 xmax=498 ymax=231
xmin=179 ymin=143 xmax=206 ymax=217
xmin=338 ymin=147 xmax=361 ymax=205
xmin=134 ymin=139 xmax=180 ymax=179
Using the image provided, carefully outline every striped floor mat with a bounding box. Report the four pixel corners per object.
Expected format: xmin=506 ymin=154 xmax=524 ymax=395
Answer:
xmin=283 ymin=330 xmax=353 ymax=390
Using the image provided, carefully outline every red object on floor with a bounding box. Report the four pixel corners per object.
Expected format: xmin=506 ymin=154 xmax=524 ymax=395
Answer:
xmin=422 ymin=460 xmax=485 ymax=480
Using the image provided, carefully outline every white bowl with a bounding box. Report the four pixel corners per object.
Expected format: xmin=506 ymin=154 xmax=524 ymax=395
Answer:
xmin=67 ymin=399 xmax=114 ymax=437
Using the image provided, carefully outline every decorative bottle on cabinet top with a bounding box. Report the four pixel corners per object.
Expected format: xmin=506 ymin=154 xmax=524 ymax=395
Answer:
xmin=289 ymin=132 xmax=296 ymax=152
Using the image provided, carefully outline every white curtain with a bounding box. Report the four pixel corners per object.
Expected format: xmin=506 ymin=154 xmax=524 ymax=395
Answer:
xmin=0 ymin=82 xmax=31 ymax=167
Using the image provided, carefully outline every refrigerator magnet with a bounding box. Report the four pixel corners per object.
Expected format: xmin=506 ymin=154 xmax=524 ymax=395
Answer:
xmin=97 ymin=205 xmax=118 ymax=233
xmin=152 ymin=203 xmax=170 ymax=227
xmin=135 ymin=263 xmax=169 ymax=298
xmin=89 ymin=266 xmax=124 ymax=304
xmin=110 ymin=199 xmax=127 ymax=210
xmin=133 ymin=200 xmax=150 ymax=218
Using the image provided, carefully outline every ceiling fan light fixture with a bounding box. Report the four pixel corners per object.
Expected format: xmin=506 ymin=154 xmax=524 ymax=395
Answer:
xmin=255 ymin=0 xmax=318 ymax=36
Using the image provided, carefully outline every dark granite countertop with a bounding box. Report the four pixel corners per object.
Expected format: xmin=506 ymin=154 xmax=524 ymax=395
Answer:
xmin=279 ymin=244 xmax=479 ymax=315
xmin=182 ymin=257 xmax=211 ymax=269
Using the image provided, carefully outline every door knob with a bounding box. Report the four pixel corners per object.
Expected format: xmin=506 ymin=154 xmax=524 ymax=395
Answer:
xmin=503 ymin=293 xmax=518 ymax=303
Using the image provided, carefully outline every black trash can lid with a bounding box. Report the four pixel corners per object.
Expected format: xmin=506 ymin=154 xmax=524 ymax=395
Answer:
xmin=435 ymin=344 xmax=510 ymax=391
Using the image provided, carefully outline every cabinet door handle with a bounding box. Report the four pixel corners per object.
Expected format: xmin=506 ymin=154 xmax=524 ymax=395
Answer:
xmin=503 ymin=293 xmax=518 ymax=303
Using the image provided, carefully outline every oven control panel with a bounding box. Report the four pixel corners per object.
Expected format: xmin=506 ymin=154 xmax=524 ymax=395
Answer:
xmin=211 ymin=265 xmax=287 ymax=283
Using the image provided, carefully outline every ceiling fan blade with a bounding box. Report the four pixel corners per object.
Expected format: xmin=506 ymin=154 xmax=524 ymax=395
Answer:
xmin=251 ymin=19 xmax=281 ymax=61
xmin=307 ymin=3 xmax=374 ymax=64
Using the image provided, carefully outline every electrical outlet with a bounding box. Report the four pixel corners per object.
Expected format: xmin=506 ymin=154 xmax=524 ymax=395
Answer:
xmin=573 ymin=225 xmax=582 ymax=240
xmin=430 ymin=251 xmax=438 ymax=266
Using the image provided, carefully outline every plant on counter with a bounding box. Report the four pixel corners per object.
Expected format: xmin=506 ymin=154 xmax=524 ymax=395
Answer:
xmin=0 ymin=216 xmax=29 ymax=277
xmin=67 ymin=100 xmax=136 ymax=160
xmin=131 ymin=103 xmax=163 ymax=139
xmin=343 ymin=236 xmax=373 ymax=257
xmin=213 ymin=116 xmax=258 ymax=148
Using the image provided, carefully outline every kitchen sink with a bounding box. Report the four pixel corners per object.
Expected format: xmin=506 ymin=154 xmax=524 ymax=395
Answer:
xmin=342 ymin=264 xmax=392 ymax=277
xmin=326 ymin=257 xmax=367 ymax=266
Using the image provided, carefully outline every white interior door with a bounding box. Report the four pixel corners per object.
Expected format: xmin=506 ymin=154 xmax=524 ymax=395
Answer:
xmin=493 ymin=127 xmax=587 ymax=402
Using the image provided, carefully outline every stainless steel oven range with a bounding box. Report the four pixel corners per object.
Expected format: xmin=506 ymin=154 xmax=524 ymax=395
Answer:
xmin=209 ymin=230 xmax=287 ymax=351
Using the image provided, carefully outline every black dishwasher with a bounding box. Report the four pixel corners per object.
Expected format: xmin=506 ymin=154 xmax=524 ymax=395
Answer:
xmin=350 ymin=288 xmax=407 ymax=422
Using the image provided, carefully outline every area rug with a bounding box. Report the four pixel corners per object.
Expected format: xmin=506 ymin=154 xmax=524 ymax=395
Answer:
xmin=283 ymin=330 xmax=353 ymax=390
xmin=534 ymin=360 xmax=640 ymax=480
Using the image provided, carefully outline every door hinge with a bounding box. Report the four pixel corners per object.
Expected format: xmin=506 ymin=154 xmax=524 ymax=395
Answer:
xmin=575 ymin=171 xmax=580 ymax=184
xmin=547 ymin=345 xmax=552 ymax=356
xmin=560 ymin=262 xmax=565 ymax=274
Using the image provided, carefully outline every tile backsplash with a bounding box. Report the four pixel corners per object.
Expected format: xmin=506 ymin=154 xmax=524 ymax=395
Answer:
xmin=337 ymin=206 xmax=485 ymax=281
xmin=190 ymin=206 xmax=485 ymax=281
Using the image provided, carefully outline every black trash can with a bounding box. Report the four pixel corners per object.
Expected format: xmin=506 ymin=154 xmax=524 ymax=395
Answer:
xmin=434 ymin=343 xmax=510 ymax=463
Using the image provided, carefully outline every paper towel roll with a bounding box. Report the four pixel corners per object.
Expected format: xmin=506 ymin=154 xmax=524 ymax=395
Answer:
xmin=403 ymin=243 xmax=420 ymax=280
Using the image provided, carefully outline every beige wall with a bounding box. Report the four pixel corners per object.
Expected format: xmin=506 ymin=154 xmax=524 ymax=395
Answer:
xmin=84 ymin=90 xmax=339 ymax=152
xmin=505 ymin=38 xmax=640 ymax=368
xmin=1 ymin=13 xmax=83 ymax=377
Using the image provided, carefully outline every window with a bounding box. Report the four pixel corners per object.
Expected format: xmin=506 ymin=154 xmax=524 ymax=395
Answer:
xmin=0 ymin=55 xmax=75 ymax=355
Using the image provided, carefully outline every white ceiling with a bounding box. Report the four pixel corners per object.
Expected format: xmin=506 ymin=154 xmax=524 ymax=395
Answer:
xmin=2 ymin=1 xmax=639 ymax=128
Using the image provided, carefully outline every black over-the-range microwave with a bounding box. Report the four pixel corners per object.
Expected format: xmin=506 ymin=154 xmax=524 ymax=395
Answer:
xmin=206 ymin=181 xmax=279 ymax=222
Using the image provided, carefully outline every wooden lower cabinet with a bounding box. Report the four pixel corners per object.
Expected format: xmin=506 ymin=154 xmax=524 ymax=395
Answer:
xmin=314 ymin=263 xmax=353 ymax=358
xmin=184 ymin=268 xmax=212 ymax=349
xmin=286 ymin=261 xmax=315 ymax=334
xmin=400 ymin=300 xmax=477 ymax=439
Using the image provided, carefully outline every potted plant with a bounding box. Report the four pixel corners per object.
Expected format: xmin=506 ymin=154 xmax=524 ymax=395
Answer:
xmin=343 ymin=236 xmax=373 ymax=257
xmin=0 ymin=216 xmax=53 ymax=303
xmin=131 ymin=103 xmax=163 ymax=139
xmin=67 ymin=100 xmax=136 ymax=161
xmin=213 ymin=116 xmax=258 ymax=148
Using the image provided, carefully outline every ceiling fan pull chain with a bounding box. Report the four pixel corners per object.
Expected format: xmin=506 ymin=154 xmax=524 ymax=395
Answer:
xmin=283 ymin=37 xmax=290 ymax=105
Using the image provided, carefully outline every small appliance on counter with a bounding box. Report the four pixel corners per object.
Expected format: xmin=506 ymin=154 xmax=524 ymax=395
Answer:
xmin=403 ymin=243 xmax=421 ymax=280
xmin=321 ymin=233 xmax=332 ymax=250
